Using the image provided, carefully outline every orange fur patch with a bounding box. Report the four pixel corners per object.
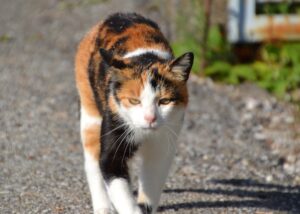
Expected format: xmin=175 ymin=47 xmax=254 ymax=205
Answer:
xmin=82 ymin=124 xmax=100 ymax=160
xmin=75 ymin=23 xmax=102 ymax=117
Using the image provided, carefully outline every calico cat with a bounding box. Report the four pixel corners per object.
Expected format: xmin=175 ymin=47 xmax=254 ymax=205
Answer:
xmin=75 ymin=13 xmax=193 ymax=214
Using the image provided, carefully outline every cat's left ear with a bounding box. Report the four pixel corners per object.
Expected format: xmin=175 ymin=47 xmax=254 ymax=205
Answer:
xmin=170 ymin=52 xmax=194 ymax=82
xmin=99 ymin=48 xmax=127 ymax=69
xmin=99 ymin=48 xmax=113 ymax=65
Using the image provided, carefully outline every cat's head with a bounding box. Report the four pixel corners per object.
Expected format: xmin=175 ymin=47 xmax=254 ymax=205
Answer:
xmin=100 ymin=49 xmax=194 ymax=133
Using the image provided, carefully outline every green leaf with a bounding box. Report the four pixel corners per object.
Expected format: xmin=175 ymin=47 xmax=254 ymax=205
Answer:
xmin=207 ymin=26 xmax=223 ymax=50
xmin=231 ymin=65 xmax=256 ymax=81
xmin=271 ymin=80 xmax=289 ymax=98
xmin=204 ymin=61 xmax=231 ymax=77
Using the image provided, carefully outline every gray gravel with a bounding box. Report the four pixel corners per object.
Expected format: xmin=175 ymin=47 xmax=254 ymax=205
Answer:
xmin=1 ymin=0 xmax=300 ymax=213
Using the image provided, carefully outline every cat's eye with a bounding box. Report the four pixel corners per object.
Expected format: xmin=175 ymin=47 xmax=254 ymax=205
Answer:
xmin=159 ymin=98 xmax=172 ymax=105
xmin=128 ymin=98 xmax=141 ymax=105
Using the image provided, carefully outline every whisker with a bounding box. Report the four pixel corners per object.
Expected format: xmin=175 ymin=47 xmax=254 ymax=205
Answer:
xmin=100 ymin=123 xmax=127 ymax=138
xmin=165 ymin=121 xmax=182 ymax=126
xmin=166 ymin=132 xmax=171 ymax=155
xmin=122 ymin=140 xmax=131 ymax=164
xmin=164 ymin=125 xmax=179 ymax=139
xmin=112 ymin=129 xmax=132 ymax=161
xmin=167 ymin=132 xmax=177 ymax=153
xmin=121 ymin=127 xmax=136 ymax=164
xmin=164 ymin=125 xmax=178 ymax=154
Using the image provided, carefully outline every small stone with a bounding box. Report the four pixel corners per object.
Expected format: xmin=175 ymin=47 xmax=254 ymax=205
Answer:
xmin=294 ymin=176 xmax=300 ymax=184
xmin=284 ymin=116 xmax=294 ymax=124
xmin=181 ymin=165 xmax=197 ymax=175
xmin=254 ymin=132 xmax=266 ymax=141
xmin=262 ymin=100 xmax=273 ymax=111
xmin=242 ymin=159 xmax=249 ymax=166
xmin=245 ymin=97 xmax=259 ymax=111
xmin=266 ymin=175 xmax=273 ymax=182
xmin=203 ymin=155 xmax=209 ymax=160
xmin=242 ymin=113 xmax=253 ymax=121
xmin=286 ymin=154 xmax=297 ymax=163
xmin=283 ymin=163 xmax=295 ymax=174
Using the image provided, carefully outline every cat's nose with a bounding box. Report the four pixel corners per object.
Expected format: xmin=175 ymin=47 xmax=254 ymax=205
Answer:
xmin=144 ymin=114 xmax=156 ymax=124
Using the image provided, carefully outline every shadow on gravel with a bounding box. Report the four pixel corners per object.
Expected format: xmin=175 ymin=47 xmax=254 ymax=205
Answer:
xmin=160 ymin=179 xmax=300 ymax=212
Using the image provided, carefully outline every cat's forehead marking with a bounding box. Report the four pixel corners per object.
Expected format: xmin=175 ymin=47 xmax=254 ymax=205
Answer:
xmin=122 ymin=48 xmax=171 ymax=59
xmin=140 ymin=76 xmax=157 ymax=106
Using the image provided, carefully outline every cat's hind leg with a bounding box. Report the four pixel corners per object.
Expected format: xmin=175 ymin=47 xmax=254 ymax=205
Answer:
xmin=80 ymin=107 xmax=113 ymax=214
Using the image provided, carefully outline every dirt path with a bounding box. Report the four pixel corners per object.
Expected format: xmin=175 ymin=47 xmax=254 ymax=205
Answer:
xmin=1 ymin=1 xmax=299 ymax=213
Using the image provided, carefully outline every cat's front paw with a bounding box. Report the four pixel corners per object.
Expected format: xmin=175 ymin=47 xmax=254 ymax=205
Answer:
xmin=94 ymin=208 xmax=117 ymax=214
xmin=138 ymin=203 xmax=152 ymax=214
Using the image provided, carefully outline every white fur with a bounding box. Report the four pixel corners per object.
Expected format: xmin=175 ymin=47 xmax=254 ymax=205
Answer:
xmin=122 ymin=48 xmax=171 ymax=60
xmin=137 ymin=109 xmax=183 ymax=213
xmin=114 ymin=74 xmax=185 ymax=213
xmin=84 ymin=152 xmax=112 ymax=213
xmin=80 ymin=107 xmax=102 ymax=133
xmin=117 ymin=78 xmax=158 ymax=132
xmin=117 ymin=77 xmax=183 ymax=142
xmin=80 ymin=107 xmax=112 ymax=214
xmin=108 ymin=178 xmax=142 ymax=214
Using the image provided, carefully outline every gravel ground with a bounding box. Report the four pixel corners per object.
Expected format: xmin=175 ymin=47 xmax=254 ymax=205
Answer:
xmin=1 ymin=0 xmax=299 ymax=213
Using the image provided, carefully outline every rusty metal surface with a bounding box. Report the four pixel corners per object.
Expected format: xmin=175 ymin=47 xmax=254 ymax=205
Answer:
xmin=252 ymin=15 xmax=300 ymax=41
xmin=228 ymin=0 xmax=300 ymax=43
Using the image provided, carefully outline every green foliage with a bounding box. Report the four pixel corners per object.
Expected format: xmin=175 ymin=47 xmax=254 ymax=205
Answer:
xmin=256 ymin=2 xmax=300 ymax=15
xmin=172 ymin=0 xmax=202 ymax=73
xmin=203 ymin=41 xmax=300 ymax=103
xmin=172 ymin=37 xmax=200 ymax=73
xmin=172 ymin=1 xmax=300 ymax=104
xmin=0 ymin=34 xmax=13 ymax=43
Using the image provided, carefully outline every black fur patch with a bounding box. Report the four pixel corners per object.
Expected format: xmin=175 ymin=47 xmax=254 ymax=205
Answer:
xmin=129 ymin=53 xmax=167 ymax=68
xmin=145 ymin=33 xmax=170 ymax=50
xmin=138 ymin=203 xmax=152 ymax=214
xmin=99 ymin=48 xmax=128 ymax=69
xmin=150 ymin=68 xmax=183 ymax=103
xmin=104 ymin=13 xmax=134 ymax=34
xmin=95 ymin=37 xmax=103 ymax=47
xmin=100 ymin=111 xmax=139 ymax=182
xmin=88 ymin=55 xmax=104 ymax=114
xmin=109 ymin=36 xmax=129 ymax=55
xmin=112 ymin=80 xmax=122 ymax=104
xmin=150 ymin=78 xmax=157 ymax=89
xmin=99 ymin=61 xmax=107 ymax=85
xmin=151 ymin=68 xmax=174 ymax=88
xmin=111 ymin=59 xmax=128 ymax=69
xmin=104 ymin=13 xmax=159 ymax=34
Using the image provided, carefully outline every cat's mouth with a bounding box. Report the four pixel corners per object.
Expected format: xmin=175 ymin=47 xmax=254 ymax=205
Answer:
xmin=139 ymin=124 xmax=159 ymax=131
xmin=142 ymin=126 xmax=157 ymax=130
xmin=132 ymin=122 xmax=161 ymax=131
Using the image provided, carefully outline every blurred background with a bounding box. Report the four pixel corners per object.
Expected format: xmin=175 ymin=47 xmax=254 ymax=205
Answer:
xmin=1 ymin=0 xmax=300 ymax=213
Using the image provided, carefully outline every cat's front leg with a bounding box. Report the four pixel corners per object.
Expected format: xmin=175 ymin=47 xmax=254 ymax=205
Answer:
xmin=107 ymin=177 xmax=142 ymax=214
xmin=100 ymin=139 xmax=142 ymax=214
xmin=84 ymin=152 xmax=115 ymax=214
xmin=137 ymin=140 xmax=177 ymax=214
xmin=80 ymin=107 xmax=113 ymax=214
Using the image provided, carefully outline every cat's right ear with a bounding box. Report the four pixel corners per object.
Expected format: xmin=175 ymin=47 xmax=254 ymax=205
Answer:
xmin=99 ymin=48 xmax=113 ymax=66
xmin=170 ymin=52 xmax=194 ymax=82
